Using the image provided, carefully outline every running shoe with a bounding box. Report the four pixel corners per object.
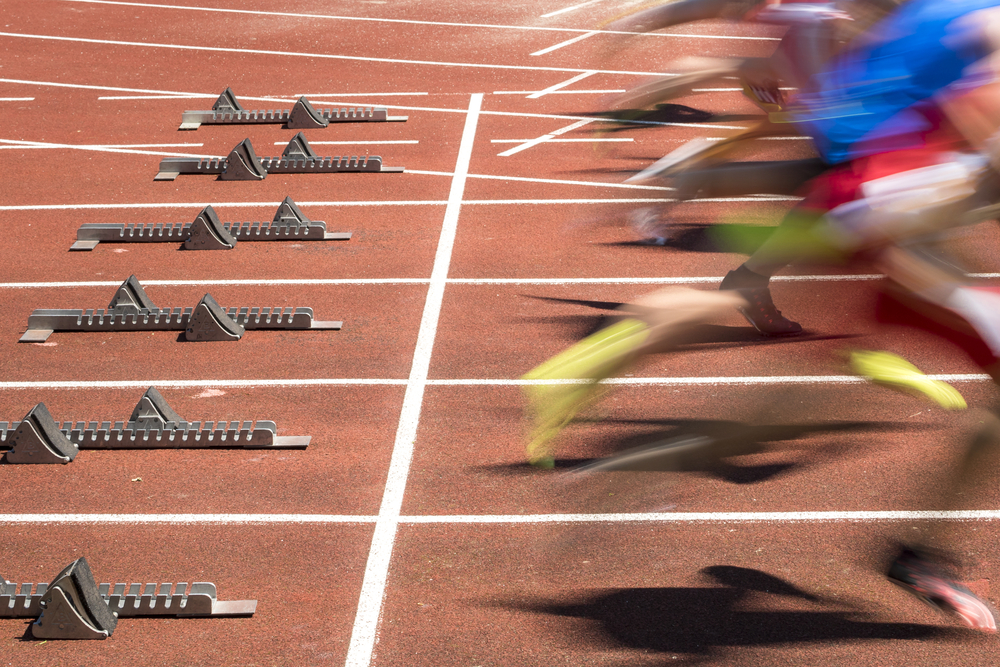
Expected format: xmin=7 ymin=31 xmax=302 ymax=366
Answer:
xmin=522 ymin=319 xmax=649 ymax=468
xmin=850 ymin=350 xmax=966 ymax=410
xmin=887 ymin=548 xmax=997 ymax=632
xmin=718 ymin=278 xmax=802 ymax=336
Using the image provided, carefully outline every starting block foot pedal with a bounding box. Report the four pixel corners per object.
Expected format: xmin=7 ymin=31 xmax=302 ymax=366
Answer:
xmin=33 ymin=558 xmax=118 ymax=640
xmin=186 ymin=294 xmax=245 ymax=341
xmin=185 ymin=206 xmax=237 ymax=249
xmin=129 ymin=386 xmax=184 ymax=427
xmin=288 ymin=96 xmax=328 ymax=129
xmin=220 ymin=139 xmax=267 ymax=181
xmin=108 ymin=275 xmax=158 ymax=312
xmin=4 ymin=403 xmax=79 ymax=464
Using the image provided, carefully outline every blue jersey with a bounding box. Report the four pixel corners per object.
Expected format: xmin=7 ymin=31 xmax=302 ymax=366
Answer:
xmin=795 ymin=0 xmax=1000 ymax=163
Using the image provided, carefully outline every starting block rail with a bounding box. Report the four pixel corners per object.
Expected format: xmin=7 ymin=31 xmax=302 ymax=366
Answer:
xmin=0 ymin=386 xmax=310 ymax=464
xmin=1 ymin=580 xmax=254 ymax=619
xmin=154 ymin=134 xmax=404 ymax=181
xmin=71 ymin=197 xmax=351 ymax=251
xmin=178 ymin=88 xmax=407 ymax=130
xmin=19 ymin=276 xmax=342 ymax=343
xmin=4 ymin=557 xmax=255 ymax=640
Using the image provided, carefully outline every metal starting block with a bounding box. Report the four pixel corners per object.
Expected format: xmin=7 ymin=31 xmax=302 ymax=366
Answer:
xmin=2 ymin=557 xmax=256 ymax=639
xmin=178 ymin=87 xmax=407 ymax=130
xmin=70 ymin=197 xmax=351 ymax=251
xmin=154 ymin=133 xmax=404 ymax=181
xmin=18 ymin=275 xmax=342 ymax=343
xmin=0 ymin=386 xmax=310 ymax=464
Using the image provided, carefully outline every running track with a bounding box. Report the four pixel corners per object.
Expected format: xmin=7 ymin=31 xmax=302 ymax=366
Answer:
xmin=2 ymin=1 xmax=1000 ymax=665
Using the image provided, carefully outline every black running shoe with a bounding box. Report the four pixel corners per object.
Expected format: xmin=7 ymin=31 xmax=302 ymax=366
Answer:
xmin=888 ymin=549 xmax=997 ymax=632
xmin=734 ymin=287 xmax=802 ymax=336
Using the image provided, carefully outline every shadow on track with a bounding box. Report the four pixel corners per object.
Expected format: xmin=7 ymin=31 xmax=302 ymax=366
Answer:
xmin=495 ymin=565 xmax=958 ymax=658
xmin=479 ymin=418 xmax=931 ymax=482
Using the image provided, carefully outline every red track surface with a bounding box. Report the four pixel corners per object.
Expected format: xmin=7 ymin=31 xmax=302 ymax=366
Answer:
xmin=2 ymin=1 xmax=1000 ymax=665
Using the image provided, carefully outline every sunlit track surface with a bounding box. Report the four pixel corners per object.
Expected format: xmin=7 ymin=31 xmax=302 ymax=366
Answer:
xmin=3 ymin=1 xmax=1000 ymax=665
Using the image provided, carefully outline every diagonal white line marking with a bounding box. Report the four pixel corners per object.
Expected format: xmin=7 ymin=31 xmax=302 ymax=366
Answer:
xmin=1 ymin=77 xmax=752 ymax=129
xmin=541 ymin=0 xmax=612 ymax=18
xmin=0 ymin=32 xmax=672 ymax=78
xmin=527 ymin=70 xmax=597 ymax=99
xmin=0 ymin=142 xmax=202 ymax=150
xmin=60 ymin=0 xmax=780 ymax=41
xmin=491 ymin=138 xmax=632 ymax=143
xmin=498 ymin=118 xmax=595 ymax=156
xmin=531 ymin=30 xmax=599 ymax=56
xmin=497 ymin=134 xmax=557 ymax=156
xmin=0 ymin=138 xmax=215 ymax=158
xmin=344 ymin=93 xmax=483 ymax=667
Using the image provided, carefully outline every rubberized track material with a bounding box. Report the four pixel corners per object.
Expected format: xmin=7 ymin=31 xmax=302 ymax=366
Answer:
xmin=6 ymin=0 xmax=1000 ymax=664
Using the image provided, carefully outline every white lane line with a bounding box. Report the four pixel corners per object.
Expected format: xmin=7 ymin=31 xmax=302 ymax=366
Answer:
xmin=293 ymin=92 xmax=429 ymax=97
xmin=491 ymin=138 xmax=632 ymax=143
xmin=272 ymin=140 xmax=418 ymax=145
xmin=0 ymin=380 xmax=409 ymax=389
xmin=61 ymin=0 xmax=780 ymax=41
xmin=344 ymin=93 xmax=483 ymax=667
xmin=541 ymin=0 xmax=610 ymax=18
xmin=0 ymin=32 xmax=674 ymax=78
xmin=0 ymin=194 xmax=813 ymax=212
xmin=405 ymin=510 xmax=1000 ymax=523
xmin=0 ymin=138 xmax=215 ymax=158
xmin=531 ymin=30 xmax=599 ymax=56
xmin=498 ymin=118 xmax=595 ymax=156
xmin=2 ymin=78 xmax=752 ymax=130
xmin=0 ymin=375 xmax=990 ymax=391
xmin=527 ymin=70 xmax=597 ymax=99
xmin=10 ymin=273 xmax=1000 ymax=290
xmin=0 ymin=142 xmax=203 ymax=150
xmin=98 ymin=94 xmax=209 ymax=100
xmin=0 ymin=279 xmax=428 ymax=288
xmin=3 ymin=509 xmax=1000 ymax=525
xmin=0 ymin=201 xmax=450 ymax=211
xmin=494 ymin=89 xmax=626 ymax=94
xmin=0 ymin=97 xmax=34 ymax=101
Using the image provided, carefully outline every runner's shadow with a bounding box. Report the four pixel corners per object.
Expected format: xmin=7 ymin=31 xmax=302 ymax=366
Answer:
xmin=498 ymin=565 xmax=956 ymax=657
xmin=598 ymin=223 xmax=778 ymax=254
xmin=483 ymin=419 xmax=929 ymax=481
xmin=570 ymin=104 xmax=760 ymax=130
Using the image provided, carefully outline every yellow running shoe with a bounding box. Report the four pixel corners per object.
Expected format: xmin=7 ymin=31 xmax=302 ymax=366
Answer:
xmin=850 ymin=350 xmax=967 ymax=410
xmin=523 ymin=319 xmax=650 ymax=468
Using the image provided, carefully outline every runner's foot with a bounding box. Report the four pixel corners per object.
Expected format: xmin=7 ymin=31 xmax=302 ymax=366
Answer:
xmin=851 ymin=350 xmax=966 ymax=410
xmin=888 ymin=548 xmax=997 ymax=632
xmin=720 ymin=267 xmax=802 ymax=336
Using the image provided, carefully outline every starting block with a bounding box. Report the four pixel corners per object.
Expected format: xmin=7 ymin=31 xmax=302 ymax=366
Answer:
xmin=18 ymin=275 xmax=342 ymax=343
xmin=154 ymin=133 xmax=404 ymax=181
xmin=2 ymin=557 xmax=256 ymax=639
xmin=178 ymin=87 xmax=408 ymax=130
xmin=0 ymin=386 xmax=311 ymax=464
xmin=70 ymin=197 xmax=351 ymax=251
